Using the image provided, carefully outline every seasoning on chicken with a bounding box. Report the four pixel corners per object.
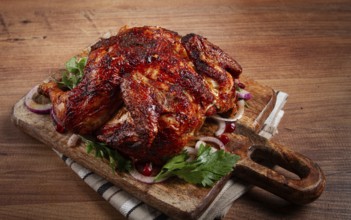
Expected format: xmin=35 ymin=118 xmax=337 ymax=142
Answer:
xmin=39 ymin=26 xmax=242 ymax=165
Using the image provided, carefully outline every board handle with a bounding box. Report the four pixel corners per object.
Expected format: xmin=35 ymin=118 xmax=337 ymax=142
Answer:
xmin=233 ymin=140 xmax=326 ymax=204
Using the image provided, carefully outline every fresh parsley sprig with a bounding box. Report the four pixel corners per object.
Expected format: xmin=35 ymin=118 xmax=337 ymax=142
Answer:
xmin=155 ymin=144 xmax=240 ymax=187
xmin=59 ymin=56 xmax=87 ymax=90
xmin=81 ymin=137 xmax=131 ymax=172
xmin=81 ymin=137 xmax=239 ymax=186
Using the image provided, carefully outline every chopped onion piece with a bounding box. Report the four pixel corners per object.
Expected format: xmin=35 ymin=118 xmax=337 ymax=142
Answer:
xmin=211 ymin=100 xmax=245 ymax=122
xmin=129 ymin=166 xmax=168 ymax=184
xmin=198 ymin=136 xmax=224 ymax=150
xmin=237 ymin=89 xmax=252 ymax=100
xmin=24 ymin=85 xmax=52 ymax=114
xmin=215 ymin=120 xmax=226 ymax=136
xmin=67 ymin=134 xmax=80 ymax=147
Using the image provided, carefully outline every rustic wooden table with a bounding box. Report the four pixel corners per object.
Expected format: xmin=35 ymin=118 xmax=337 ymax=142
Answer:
xmin=1 ymin=0 xmax=350 ymax=219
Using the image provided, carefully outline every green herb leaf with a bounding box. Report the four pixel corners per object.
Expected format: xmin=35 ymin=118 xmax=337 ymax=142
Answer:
xmin=59 ymin=56 xmax=87 ymax=90
xmin=154 ymin=144 xmax=240 ymax=187
xmin=60 ymin=72 xmax=70 ymax=90
xmin=81 ymin=137 xmax=131 ymax=172
xmin=86 ymin=142 xmax=93 ymax=154
xmin=65 ymin=57 xmax=79 ymax=73
xmin=77 ymin=57 xmax=87 ymax=75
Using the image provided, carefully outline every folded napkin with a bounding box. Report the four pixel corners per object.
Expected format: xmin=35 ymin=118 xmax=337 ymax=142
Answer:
xmin=53 ymin=91 xmax=288 ymax=220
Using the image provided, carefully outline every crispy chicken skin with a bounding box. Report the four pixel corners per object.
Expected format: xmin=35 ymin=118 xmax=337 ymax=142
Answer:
xmin=181 ymin=33 xmax=242 ymax=114
xmin=39 ymin=26 xmax=242 ymax=164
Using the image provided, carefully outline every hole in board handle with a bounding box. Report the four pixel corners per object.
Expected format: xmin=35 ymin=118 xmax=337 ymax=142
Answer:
xmin=248 ymin=145 xmax=311 ymax=180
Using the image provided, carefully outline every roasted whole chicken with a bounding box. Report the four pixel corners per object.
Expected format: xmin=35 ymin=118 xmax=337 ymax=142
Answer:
xmin=39 ymin=26 xmax=242 ymax=165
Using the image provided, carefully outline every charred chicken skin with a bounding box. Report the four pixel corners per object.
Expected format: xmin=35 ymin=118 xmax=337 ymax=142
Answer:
xmin=39 ymin=26 xmax=242 ymax=165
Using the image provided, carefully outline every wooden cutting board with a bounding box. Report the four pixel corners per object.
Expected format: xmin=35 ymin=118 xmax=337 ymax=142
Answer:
xmin=11 ymin=75 xmax=276 ymax=219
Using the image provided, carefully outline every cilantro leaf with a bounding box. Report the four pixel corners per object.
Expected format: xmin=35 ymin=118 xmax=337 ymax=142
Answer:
xmin=154 ymin=144 xmax=240 ymax=187
xmin=81 ymin=137 xmax=131 ymax=172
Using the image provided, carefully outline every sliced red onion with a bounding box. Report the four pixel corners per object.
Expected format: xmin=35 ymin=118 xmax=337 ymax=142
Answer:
xmin=24 ymin=85 xmax=52 ymax=114
xmin=184 ymin=146 xmax=197 ymax=155
xmin=67 ymin=134 xmax=81 ymax=147
xmin=129 ymin=166 xmax=168 ymax=184
xmin=215 ymin=120 xmax=226 ymax=136
xmin=211 ymin=99 xmax=245 ymax=122
xmin=198 ymin=136 xmax=224 ymax=150
xmin=194 ymin=140 xmax=218 ymax=153
xmin=184 ymin=146 xmax=197 ymax=162
xmin=50 ymin=109 xmax=66 ymax=133
xmin=237 ymin=89 xmax=252 ymax=100
xmin=195 ymin=140 xmax=207 ymax=150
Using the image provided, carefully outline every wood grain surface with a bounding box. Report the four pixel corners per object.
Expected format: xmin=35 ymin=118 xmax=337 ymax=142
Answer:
xmin=1 ymin=0 xmax=350 ymax=219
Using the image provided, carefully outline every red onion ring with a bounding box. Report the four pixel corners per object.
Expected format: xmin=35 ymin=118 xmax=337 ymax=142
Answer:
xmin=184 ymin=146 xmax=197 ymax=162
xmin=129 ymin=166 xmax=169 ymax=184
xmin=211 ymin=100 xmax=245 ymax=122
xmin=184 ymin=146 xmax=197 ymax=155
xmin=198 ymin=136 xmax=225 ymax=150
xmin=215 ymin=120 xmax=226 ymax=136
xmin=195 ymin=140 xmax=206 ymax=150
xmin=194 ymin=140 xmax=218 ymax=154
xmin=24 ymin=85 xmax=52 ymax=114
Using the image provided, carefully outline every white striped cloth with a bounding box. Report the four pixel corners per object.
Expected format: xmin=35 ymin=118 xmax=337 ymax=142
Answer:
xmin=53 ymin=91 xmax=288 ymax=220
